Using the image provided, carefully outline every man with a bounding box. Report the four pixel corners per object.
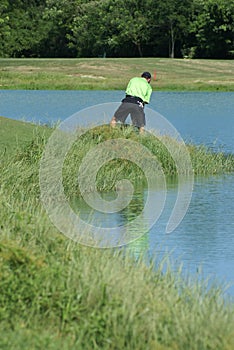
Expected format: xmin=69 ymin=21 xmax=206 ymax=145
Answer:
xmin=110 ymin=72 xmax=152 ymax=133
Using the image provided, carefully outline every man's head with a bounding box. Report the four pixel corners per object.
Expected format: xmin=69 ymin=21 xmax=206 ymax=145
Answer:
xmin=141 ymin=71 xmax=151 ymax=83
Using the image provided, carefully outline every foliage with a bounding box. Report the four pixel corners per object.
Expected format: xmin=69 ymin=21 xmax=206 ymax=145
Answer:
xmin=0 ymin=0 xmax=233 ymax=58
xmin=150 ymin=0 xmax=194 ymax=58
xmin=0 ymin=0 xmax=10 ymax=57
xmin=41 ymin=0 xmax=78 ymax=57
xmin=0 ymin=0 xmax=50 ymax=57
xmin=189 ymin=0 xmax=234 ymax=58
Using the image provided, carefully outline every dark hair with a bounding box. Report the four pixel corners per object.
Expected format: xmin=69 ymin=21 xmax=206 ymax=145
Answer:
xmin=141 ymin=71 xmax=151 ymax=79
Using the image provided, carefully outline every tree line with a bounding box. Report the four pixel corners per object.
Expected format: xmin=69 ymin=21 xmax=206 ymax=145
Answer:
xmin=0 ymin=0 xmax=233 ymax=59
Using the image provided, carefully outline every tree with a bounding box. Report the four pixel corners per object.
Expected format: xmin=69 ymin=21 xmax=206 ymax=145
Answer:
xmin=67 ymin=0 xmax=108 ymax=57
xmin=0 ymin=0 xmax=49 ymax=57
xmin=153 ymin=0 xmax=193 ymax=58
xmin=0 ymin=0 xmax=233 ymax=58
xmin=105 ymin=0 xmax=152 ymax=57
xmin=69 ymin=0 xmax=152 ymax=57
xmin=0 ymin=0 xmax=10 ymax=56
xmin=42 ymin=0 xmax=78 ymax=57
xmin=190 ymin=0 xmax=234 ymax=58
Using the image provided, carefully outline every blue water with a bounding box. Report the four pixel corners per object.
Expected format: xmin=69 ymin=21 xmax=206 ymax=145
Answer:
xmin=1 ymin=90 xmax=234 ymax=298
xmin=71 ymin=174 xmax=234 ymax=299
xmin=0 ymin=91 xmax=234 ymax=152
xmin=148 ymin=174 xmax=234 ymax=297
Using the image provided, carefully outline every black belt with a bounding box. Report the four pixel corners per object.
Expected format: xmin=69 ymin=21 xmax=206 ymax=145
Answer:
xmin=122 ymin=95 xmax=144 ymax=105
xmin=125 ymin=95 xmax=143 ymax=103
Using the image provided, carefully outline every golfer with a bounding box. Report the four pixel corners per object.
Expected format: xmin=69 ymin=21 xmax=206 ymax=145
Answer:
xmin=110 ymin=72 xmax=152 ymax=133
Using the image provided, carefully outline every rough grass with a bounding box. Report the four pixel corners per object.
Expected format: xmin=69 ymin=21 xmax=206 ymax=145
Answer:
xmin=0 ymin=58 xmax=233 ymax=91
xmin=1 ymin=119 xmax=234 ymax=199
xmin=0 ymin=116 xmax=52 ymax=158
xmin=60 ymin=125 xmax=234 ymax=198
xmin=0 ymin=236 xmax=234 ymax=350
xmin=1 ymin=118 xmax=234 ymax=349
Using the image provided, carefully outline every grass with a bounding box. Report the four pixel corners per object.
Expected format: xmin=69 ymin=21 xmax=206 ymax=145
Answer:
xmin=0 ymin=116 xmax=52 ymax=158
xmin=61 ymin=125 xmax=234 ymax=198
xmin=1 ymin=118 xmax=234 ymax=349
xmin=0 ymin=237 xmax=234 ymax=350
xmin=0 ymin=57 xmax=234 ymax=91
xmin=2 ymin=120 xmax=233 ymax=199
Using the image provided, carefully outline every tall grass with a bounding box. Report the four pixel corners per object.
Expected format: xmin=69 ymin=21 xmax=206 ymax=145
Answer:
xmin=1 ymin=120 xmax=234 ymax=349
xmin=0 ymin=211 xmax=234 ymax=349
xmin=61 ymin=125 xmax=234 ymax=197
xmin=4 ymin=123 xmax=233 ymax=200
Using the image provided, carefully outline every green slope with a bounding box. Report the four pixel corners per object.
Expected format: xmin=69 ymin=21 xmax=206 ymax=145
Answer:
xmin=0 ymin=116 xmax=51 ymax=156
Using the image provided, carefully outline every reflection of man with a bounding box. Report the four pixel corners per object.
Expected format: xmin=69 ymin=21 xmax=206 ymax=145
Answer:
xmin=110 ymin=72 xmax=152 ymax=133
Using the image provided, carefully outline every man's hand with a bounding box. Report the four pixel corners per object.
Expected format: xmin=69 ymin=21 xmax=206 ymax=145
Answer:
xmin=137 ymin=101 xmax=144 ymax=108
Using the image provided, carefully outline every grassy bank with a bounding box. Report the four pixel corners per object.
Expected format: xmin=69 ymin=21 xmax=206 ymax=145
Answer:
xmin=1 ymin=237 xmax=234 ymax=350
xmin=0 ymin=116 xmax=52 ymax=157
xmin=62 ymin=125 xmax=234 ymax=198
xmin=0 ymin=58 xmax=234 ymax=91
xmin=1 ymin=118 xmax=234 ymax=349
xmin=1 ymin=118 xmax=234 ymax=198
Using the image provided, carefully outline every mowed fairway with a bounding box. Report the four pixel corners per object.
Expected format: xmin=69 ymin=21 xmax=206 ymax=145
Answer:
xmin=0 ymin=58 xmax=233 ymax=91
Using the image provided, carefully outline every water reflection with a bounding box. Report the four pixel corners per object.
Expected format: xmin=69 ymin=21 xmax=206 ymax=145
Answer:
xmin=71 ymin=188 xmax=151 ymax=247
xmin=149 ymin=174 xmax=234 ymax=297
xmin=71 ymin=174 xmax=234 ymax=297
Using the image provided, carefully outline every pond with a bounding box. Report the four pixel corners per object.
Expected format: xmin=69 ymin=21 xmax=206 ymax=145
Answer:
xmin=1 ymin=90 xmax=234 ymax=298
xmin=72 ymin=173 xmax=234 ymax=298
xmin=1 ymin=90 xmax=233 ymax=152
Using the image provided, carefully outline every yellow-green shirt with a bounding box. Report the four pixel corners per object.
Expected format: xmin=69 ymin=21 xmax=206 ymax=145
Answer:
xmin=125 ymin=77 xmax=152 ymax=103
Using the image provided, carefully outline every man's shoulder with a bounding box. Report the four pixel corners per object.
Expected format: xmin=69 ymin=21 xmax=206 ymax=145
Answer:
xmin=130 ymin=76 xmax=147 ymax=84
xmin=129 ymin=76 xmax=141 ymax=82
